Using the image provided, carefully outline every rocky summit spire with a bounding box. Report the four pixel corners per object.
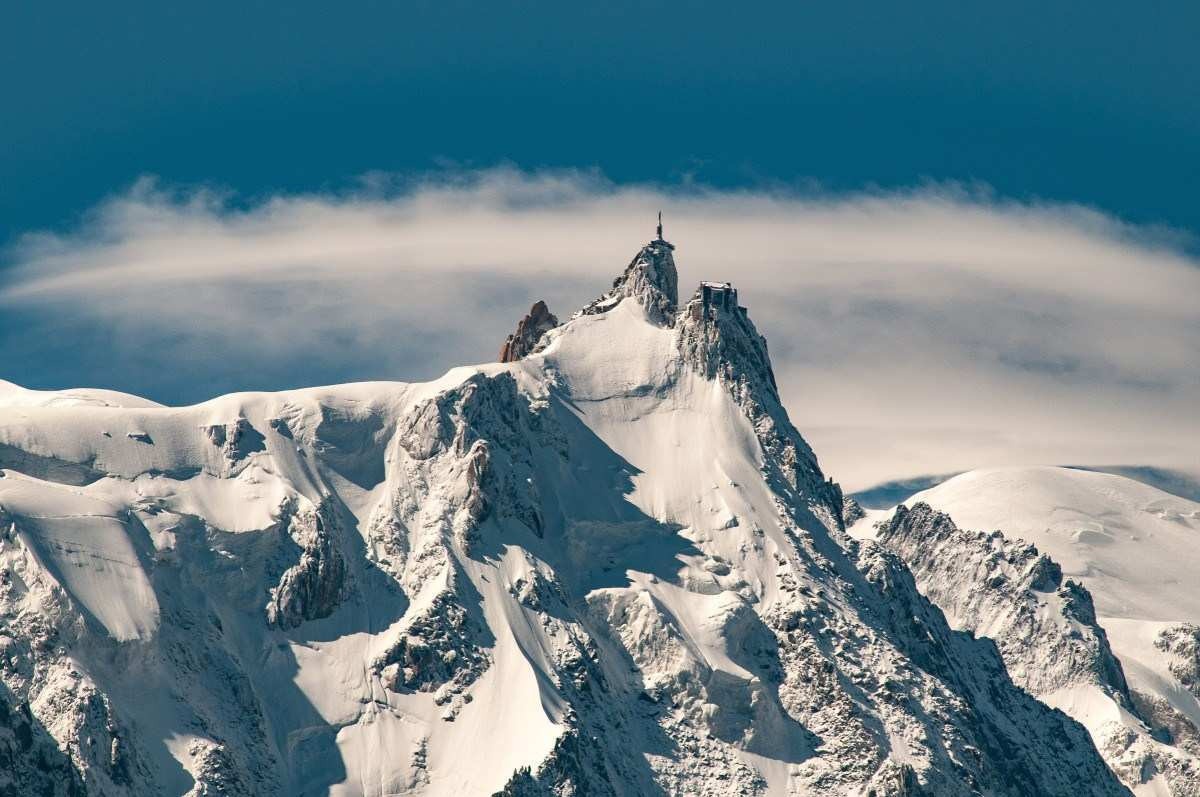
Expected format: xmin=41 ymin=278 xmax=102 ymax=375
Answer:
xmin=654 ymin=210 xmax=674 ymax=250
xmin=578 ymin=231 xmax=679 ymax=326
xmin=499 ymin=300 xmax=559 ymax=362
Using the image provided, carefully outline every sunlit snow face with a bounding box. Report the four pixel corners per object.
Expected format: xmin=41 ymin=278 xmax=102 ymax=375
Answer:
xmin=2 ymin=169 xmax=1198 ymax=490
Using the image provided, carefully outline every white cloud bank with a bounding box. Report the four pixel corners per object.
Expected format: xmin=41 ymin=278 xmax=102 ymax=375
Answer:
xmin=2 ymin=169 xmax=1198 ymax=490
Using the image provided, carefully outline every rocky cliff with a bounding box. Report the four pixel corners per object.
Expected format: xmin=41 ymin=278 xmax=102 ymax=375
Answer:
xmin=499 ymin=301 xmax=559 ymax=363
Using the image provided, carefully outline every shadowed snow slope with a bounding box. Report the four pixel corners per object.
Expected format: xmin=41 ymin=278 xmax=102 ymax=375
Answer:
xmin=0 ymin=241 xmax=1127 ymax=796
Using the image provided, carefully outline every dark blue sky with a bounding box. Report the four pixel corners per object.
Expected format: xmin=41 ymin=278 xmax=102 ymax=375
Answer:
xmin=3 ymin=1 xmax=1199 ymax=245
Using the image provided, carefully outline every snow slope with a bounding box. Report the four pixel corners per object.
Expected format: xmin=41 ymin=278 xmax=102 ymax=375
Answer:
xmin=0 ymin=378 xmax=164 ymax=409
xmin=0 ymin=240 xmax=1128 ymax=795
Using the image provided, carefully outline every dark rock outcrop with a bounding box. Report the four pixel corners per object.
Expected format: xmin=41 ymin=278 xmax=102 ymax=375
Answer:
xmin=265 ymin=499 xmax=349 ymax=629
xmin=499 ymin=301 xmax=559 ymax=362
xmin=204 ymin=418 xmax=266 ymax=465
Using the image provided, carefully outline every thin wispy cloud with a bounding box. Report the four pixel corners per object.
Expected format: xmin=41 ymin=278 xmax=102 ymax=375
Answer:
xmin=2 ymin=169 xmax=1197 ymax=490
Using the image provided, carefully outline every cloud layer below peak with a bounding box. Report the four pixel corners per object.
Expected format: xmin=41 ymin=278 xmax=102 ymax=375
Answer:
xmin=3 ymin=170 xmax=1197 ymax=490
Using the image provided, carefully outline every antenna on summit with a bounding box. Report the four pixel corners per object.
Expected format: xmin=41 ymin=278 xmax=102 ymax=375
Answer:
xmin=653 ymin=210 xmax=675 ymax=250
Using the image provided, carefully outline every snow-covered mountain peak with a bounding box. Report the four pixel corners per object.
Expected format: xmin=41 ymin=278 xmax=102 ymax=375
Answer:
xmin=0 ymin=238 xmax=1133 ymax=795
xmin=530 ymin=238 xmax=842 ymax=533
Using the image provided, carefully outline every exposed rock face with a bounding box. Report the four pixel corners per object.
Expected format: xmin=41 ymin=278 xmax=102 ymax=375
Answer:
xmin=0 ymin=684 xmax=87 ymax=797
xmin=0 ymin=508 xmax=159 ymax=795
xmin=877 ymin=503 xmax=1134 ymax=702
xmin=1137 ymin=624 xmax=1200 ymax=759
xmin=842 ymin=495 xmax=866 ymax=526
xmin=853 ymin=539 xmax=1127 ymax=796
xmin=499 ymin=301 xmax=559 ymax=362
xmin=678 ymin=282 xmax=776 ymax=397
xmin=494 ymin=722 xmax=624 ymax=797
xmin=375 ymin=580 xmax=492 ymax=698
xmin=368 ymin=373 xmax=558 ymax=709
xmin=265 ymin=498 xmax=349 ymax=629
xmin=182 ymin=740 xmax=251 ymax=797
xmin=203 ymin=418 xmax=266 ymax=471
xmin=1158 ymin=624 xmax=1200 ymax=702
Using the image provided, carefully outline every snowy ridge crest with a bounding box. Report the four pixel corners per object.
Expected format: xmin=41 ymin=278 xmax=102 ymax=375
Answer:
xmin=675 ymin=281 xmax=844 ymax=531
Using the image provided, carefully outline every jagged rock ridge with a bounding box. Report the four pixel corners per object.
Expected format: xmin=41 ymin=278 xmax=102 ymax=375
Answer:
xmin=868 ymin=502 xmax=1200 ymax=794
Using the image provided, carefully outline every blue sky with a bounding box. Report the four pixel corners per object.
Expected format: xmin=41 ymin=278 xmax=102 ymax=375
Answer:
xmin=2 ymin=3 xmax=1198 ymax=486
xmin=4 ymin=2 xmax=1200 ymax=243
